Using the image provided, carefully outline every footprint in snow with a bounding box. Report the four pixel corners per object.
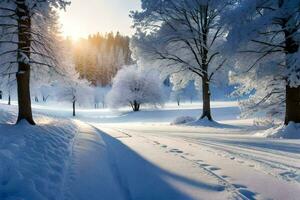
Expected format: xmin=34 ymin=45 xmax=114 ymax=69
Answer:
xmin=231 ymin=184 xmax=258 ymax=199
xmin=209 ymin=167 xmax=221 ymax=171
xmin=232 ymin=184 xmax=247 ymax=189
xmin=280 ymin=171 xmax=299 ymax=181
xmin=238 ymin=189 xmax=257 ymax=200
xmin=199 ymin=163 xmax=210 ymax=167
xmin=170 ymin=149 xmax=183 ymax=153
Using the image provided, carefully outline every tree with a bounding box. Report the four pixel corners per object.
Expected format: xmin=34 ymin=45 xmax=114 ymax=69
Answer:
xmin=0 ymin=0 xmax=70 ymax=125
xmin=73 ymin=32 xmax=133 ymax=86
xmin=55 ymin=71 xmax=92 ymax=117
xmin=93 ymin=86 xmax=110 ymax=109
xmin=39 ymin=84 xmax=53 ymax=102
xmin=226 ymin=0 xmax=300 ymax=125
xmin=0 ymin=69 xmax=15 ymax=105
xmin=131 ymin=0 xmax=233 ymax=121
xmin=106 ymin=65 xmax=164 ymax=111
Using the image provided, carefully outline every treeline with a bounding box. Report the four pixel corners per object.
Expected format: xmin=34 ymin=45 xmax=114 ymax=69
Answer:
xmin=72 ymin=32 xmax=133 ymax=86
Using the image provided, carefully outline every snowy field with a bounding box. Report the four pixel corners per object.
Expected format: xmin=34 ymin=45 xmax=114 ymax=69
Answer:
xmin=0 ymin=100 xmax=299 ymax=200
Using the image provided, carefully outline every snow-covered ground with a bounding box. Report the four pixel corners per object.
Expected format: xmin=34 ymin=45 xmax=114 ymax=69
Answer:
xmin=0 ymin=100 xmax=299 ymax=200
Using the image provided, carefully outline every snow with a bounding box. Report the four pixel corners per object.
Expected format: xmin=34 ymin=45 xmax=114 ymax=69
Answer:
xmin=0 ymin=100 xmax=300 ymax=200
xmin=171 ymin=116 xmax=196 ymax=125
xmin=171 ymin=116 xmax=240 ymax=129
xmin=186 ymin=118 xmax=240 ymax=129
xmin=0 ymin=105 xmax=77 ymax=200
xmin=256 ymin=122 xmax=300 ymax=139
xmin=94 ymin=123 xmax=300 ymax=200
xmin=64 ymin=121 xmax=125 ymax=200
xmin=0 ymin=104 xmax=125 ymax=200
xmin=29 ymin=101 xmax=239 ymax=124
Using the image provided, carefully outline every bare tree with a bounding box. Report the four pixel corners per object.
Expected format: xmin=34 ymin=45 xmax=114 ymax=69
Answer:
xmin=0 ymin=0 xmax=70 ymax=125
xmin=227 ymin=0 xmax=300 ymax=125
xmin=131 ymin=0 xmax=232 ymax=121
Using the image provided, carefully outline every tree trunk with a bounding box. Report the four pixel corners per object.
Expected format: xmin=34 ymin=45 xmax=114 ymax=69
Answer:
xmin=43 ymin=95 xmax=49 ymax=102
xmin=73 ymin=101 xmax=76 ymax=117
xmin=285 ymin=86 xmax=300 ymax=125
xmin=199 ymin=14 xmax=212 ymax=121
xmin=132 ymin=100 xmax=140 ymax=112
xmin=8 ymin=95 xmax=11 ymax=105
xmin=283 ymin=21 xmax=300 ymax=125
xmin=177 ymin=98 xmax=180 ymax=106
xmin=200 ymin=75 xmax=212 ymax=121
xmin=16 ymin=0 xmax=35 ymax=125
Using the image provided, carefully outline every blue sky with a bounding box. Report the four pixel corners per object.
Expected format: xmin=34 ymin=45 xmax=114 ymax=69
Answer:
xmin=59 ymin=0 xmax=141 ymax=39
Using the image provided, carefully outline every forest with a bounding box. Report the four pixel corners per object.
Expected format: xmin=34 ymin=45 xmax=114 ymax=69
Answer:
xmin=73 ymin=32 xmax=133 ymax=86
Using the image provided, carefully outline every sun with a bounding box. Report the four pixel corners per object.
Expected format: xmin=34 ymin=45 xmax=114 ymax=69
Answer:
xmin=59 ymin=13 xmax=88 ymax=40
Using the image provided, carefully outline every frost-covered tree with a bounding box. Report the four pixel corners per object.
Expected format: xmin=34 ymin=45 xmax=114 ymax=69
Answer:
xmin=39 ymin=84 xmax=53 ymax=102
xmin=169 ymin=81 xmax=199 ymax=105
xmin=225 ymin=0 xmax=300 ymax=125
xmin=0 ymin=70 xmax=16 ymax=105
xmin=93 ymin=86 xmax=110 ymax=109
xmin=131 ymin=0 xmax=233 ymax=121
xmin=55 ymin=65 xmax=92 ymax=117
xmin=56 ymin=81 xmax=92 ymax=117
xmin=106 ymin=65 xmax=164 ymax=112
xmin=0 ymin=0 xmax=70 ymax=125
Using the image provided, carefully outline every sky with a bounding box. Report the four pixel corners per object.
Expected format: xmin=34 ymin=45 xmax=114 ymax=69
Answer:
xmin=59 ymin=0 xmax=141 ymax=40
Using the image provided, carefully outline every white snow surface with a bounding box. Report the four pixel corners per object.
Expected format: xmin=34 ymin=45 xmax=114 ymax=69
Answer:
xmin=0 ymin=100 xmax=300 ymax=200
xmin=256 ymin=122 xmax=300 ymax=139
xmin=171 ymin=116 xmax=196 ymax=125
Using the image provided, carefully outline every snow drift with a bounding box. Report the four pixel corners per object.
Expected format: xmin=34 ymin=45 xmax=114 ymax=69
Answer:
xmin=256 ymin=122 xmax=300 ymax=139
xmin=0 ymin=105 xmax=77 ymax=200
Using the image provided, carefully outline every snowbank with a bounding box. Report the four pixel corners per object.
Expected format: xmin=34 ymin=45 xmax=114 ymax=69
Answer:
xmin=256 ymin=122 xmax=300 ymax=139
xmin=187 ymin=118 xmax=221 ymax=127
xmin=172 ymin=116 xmax=238 ymax=129
xmin=0 ymin=105 xmax=17 ymax=124
xmin=0 ymin=105 xmax=78 ymax=200
xmin=171 ymin=116 xmax=196 ymax=125
xmin=0 ymin=103 xmax=129 ymax=200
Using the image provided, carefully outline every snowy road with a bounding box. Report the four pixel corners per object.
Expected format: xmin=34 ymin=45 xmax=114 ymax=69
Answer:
xmin=92 ymin=123 xmax=300 ymax=200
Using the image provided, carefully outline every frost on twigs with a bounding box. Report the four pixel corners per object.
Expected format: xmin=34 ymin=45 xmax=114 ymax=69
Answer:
xmin=106 ymin=65 xmax=165 ymax=111
xmin=225 ymin=0 xmax=300 ymax=125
